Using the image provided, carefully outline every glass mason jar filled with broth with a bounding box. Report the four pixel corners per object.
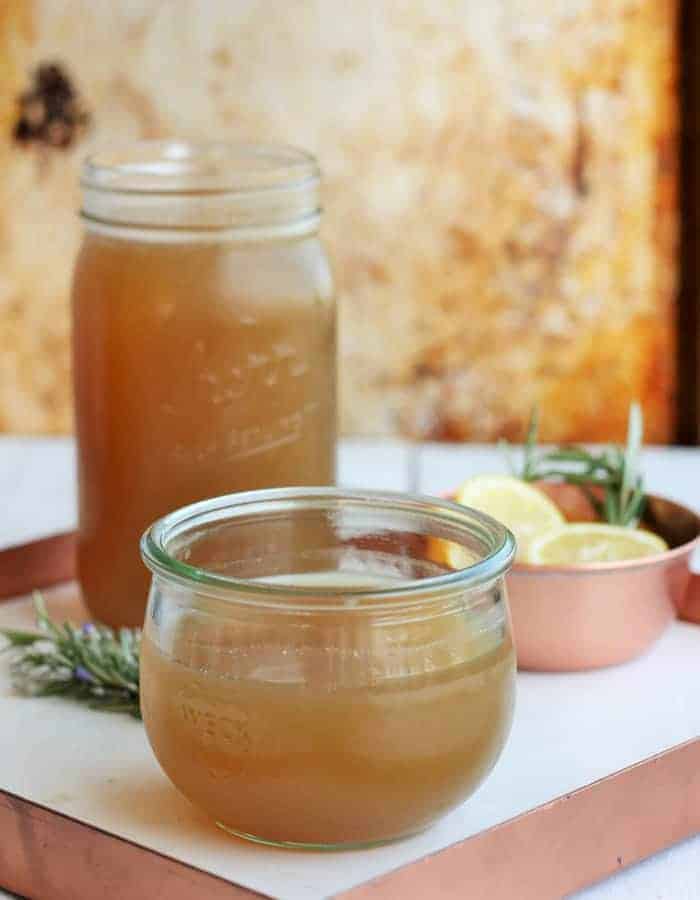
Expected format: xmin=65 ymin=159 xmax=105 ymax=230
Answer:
xmin=140 ymin=488 xmax=516 ymax=848
xmin=72 ymin=142 xmax=336 ymax=627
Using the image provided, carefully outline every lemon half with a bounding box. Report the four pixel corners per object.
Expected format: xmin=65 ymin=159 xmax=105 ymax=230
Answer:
xmin=526 ymin=523 xmax=668 ymax=565
xmin=454 ymin=475 xmax=565 ymax=562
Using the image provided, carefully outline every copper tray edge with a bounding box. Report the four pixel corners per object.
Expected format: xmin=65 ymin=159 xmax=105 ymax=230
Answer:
xmin=0 ymin=531 xmax=76 ymax=601
xmin=0 ymin=788 xmax=268 ymax=900
xmin=338 ymin=737 xmax=700 ymax=900
xmin=1 ymin=739 xmax=698 ymax=900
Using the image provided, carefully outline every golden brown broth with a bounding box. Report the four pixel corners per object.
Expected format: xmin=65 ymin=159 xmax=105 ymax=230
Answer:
xmin=72 ymin=233 xmax=335 ymax=626
xmin=140 ymin=582 xmax=514 ymax=845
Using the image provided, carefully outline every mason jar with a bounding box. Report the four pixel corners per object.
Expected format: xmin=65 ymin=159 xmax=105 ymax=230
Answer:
xmin=139 ymin=487 xmax=516 ymax=849
xmin=72 ymin=142 xmax=336 ymax=627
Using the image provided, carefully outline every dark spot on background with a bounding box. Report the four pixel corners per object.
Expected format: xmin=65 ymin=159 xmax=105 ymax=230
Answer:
xmin=571 ymin=96 xmax=589 ymax=198
xmin=13 ymin=62 xmax=90 ymax=150
xmin=211 ymin=47 xmax=233 ymax=68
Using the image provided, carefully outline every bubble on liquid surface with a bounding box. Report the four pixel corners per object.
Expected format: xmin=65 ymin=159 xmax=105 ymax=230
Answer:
xmin=289 ymin=360 xmax=309 ymax=377
xmin=247 ymin=352 xmax=269 ymax=368
xmin=273 ymin=342 xmax=296 ymax=359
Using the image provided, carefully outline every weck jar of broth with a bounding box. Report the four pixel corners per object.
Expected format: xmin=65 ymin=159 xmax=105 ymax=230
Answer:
xmin=73 ymin=142 xmax=336 ymax=627
xmin=140 ymin=488 xmax=516 ymax=849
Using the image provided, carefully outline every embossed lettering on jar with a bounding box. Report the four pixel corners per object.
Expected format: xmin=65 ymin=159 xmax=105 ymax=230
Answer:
xmin=72 ymin=142 xmax=336 ymax=626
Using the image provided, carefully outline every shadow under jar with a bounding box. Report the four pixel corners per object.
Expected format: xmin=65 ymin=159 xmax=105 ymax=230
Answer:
xmin=139 ymin=488 xmax=516 ymax=849
xmin=73 ymin=141 xmax=336 ymax=627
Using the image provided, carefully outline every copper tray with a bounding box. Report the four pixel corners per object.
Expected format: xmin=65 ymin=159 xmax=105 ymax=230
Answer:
xmin=1 ymin=534 xmax=699 ymax=900
xmin=2 ymin=740 xmax=698 ymax=900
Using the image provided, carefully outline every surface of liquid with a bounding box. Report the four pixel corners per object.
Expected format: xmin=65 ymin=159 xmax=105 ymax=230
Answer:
xmin=140 ymin=572 xmax=515 ymax=846
xmin=72 ymin=232 xmax=336 ymax=626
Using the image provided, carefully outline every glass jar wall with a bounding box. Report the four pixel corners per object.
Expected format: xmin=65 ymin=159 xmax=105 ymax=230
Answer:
xmin=73 ymin=142 xmax=336 ymax=626
xmin=140 ymin=488 xmax=516 ymax=848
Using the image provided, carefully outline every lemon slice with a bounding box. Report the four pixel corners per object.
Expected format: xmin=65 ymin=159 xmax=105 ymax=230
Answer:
xmin=526 ymin=523 xmax=668 ymax=565
xmin=454 ymin=475 xmax=565 ymax=561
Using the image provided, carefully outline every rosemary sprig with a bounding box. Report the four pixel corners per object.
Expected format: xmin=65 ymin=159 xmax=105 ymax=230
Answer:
xmin=518 ymin=402 xmax=646 ymax=527
xmin=0 ymin=593 xmax=141 ymax=717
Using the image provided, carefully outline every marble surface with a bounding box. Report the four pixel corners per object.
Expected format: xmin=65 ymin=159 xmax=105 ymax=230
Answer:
xmin=2 ymin=437 xmax=700 ymax=899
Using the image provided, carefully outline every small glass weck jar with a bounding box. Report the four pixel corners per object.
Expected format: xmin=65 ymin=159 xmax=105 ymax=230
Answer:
xmin=72 ymin=142 xmax=336 ymax=628
xmin=140 ymin=488 xmax=516 ymax=849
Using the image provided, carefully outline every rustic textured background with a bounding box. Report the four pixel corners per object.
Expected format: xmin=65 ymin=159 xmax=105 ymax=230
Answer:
xmin=0 ymin=0 xmax=678 ymax=441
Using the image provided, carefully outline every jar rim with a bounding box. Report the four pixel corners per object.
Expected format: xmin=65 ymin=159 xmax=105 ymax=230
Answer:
xmin=81 ymin=140 xmax=319 ymax=196
xmin=80 ymin=140 xmax=321 ymax=234
xmin=140 ymin=487 xmax=516 ymax=610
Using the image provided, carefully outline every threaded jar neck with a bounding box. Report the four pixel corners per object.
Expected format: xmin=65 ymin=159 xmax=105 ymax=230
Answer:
xmin=81 ymin=140 xmax=321 ymax=239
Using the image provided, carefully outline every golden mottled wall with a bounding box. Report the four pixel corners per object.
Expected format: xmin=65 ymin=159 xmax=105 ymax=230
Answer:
xmin=0 ymin=0 xmax=677 ymax=441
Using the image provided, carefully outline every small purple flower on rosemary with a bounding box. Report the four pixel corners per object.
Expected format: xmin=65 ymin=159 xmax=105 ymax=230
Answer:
xmin=0 ymin=593 xmax=141 ymax=717
xmin=74 ymin=664 xmax=96 ymax=684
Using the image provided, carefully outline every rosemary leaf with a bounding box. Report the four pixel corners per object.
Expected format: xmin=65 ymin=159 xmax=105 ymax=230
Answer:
xmin=580 ymin=484 xmax=606 ymax=520
xmin=604 ymin=488 xmax=619 ymax=525
xmin=515 ymin=403 xmax=647 ymax=528
xmin=522 ymin=405 xmax=540 ymax=480
xmin=619 ymin=402 xmax=643 ymax=525
xmin=0 ymin=630 xmax=46 ymax=648
xmin=536 ymin=448 xmax=592 ymax=464
xmin=0 ymin=594 xmax=141 ymax=718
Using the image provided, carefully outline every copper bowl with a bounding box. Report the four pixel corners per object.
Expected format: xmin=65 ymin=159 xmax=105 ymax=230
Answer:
xmin=507 ymin=484 xmax=700 ymax=671
xmin=444 ymin=483 xmax=700 ymax=672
